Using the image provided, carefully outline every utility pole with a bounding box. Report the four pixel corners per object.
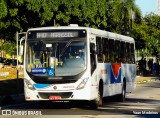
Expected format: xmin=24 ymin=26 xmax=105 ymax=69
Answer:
xmin=16 ymin=32 xmax=26 ymax=92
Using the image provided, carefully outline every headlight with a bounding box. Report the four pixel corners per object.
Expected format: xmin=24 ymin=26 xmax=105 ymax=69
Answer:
xmin=24 ymin=79 xmax=35 ymax=90
xmin=76 ymin=77 xmax=89 ymax=90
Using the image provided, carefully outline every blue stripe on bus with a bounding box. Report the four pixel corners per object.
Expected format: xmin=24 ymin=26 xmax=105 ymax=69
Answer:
xmin=111 ymin=68 xmax=121 ymax=84
xmin=33 ymin=84 xmax=52 ymax=89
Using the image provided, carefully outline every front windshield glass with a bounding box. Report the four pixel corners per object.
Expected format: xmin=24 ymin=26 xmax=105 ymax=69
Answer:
xmin=26 ymin=37 xmax=87 ymax=77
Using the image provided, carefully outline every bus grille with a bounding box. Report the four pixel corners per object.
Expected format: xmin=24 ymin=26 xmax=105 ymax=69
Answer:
xmin=33 ymin=80 xmax=77 ymax=84
xmin=38 ymin=92 xmax=73 ymax=99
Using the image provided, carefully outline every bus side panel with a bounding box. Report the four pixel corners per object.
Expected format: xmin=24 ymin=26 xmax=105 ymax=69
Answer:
xmin=121 ymin=64 xmax=136 ymax=93
xmin=96 ymin=63 xmax=123 ymax=97
xmin=105 ymin=63 xmax=123 ymax=96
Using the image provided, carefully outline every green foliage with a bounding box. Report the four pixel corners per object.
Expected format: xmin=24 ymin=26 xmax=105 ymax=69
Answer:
xmin=3 ymin=42 xmax=16 ymax=56
xmin=0 ymin=0 xmax=159 ymax=58
xmin=113 ymin=0 xmax=141 ymax=35
xmin=0 ymin=0 xmax=7 ymax=18
xmin=143 ymin=13 xmax=160 ymax=57
xmin=132 ymin=22 xmax=147 ymax=49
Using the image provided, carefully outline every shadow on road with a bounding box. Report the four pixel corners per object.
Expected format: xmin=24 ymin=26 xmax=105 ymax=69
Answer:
xmin=0 ymin=79 xmax=24 ymax=96
xmin=0 ymin=80 xmax=159 ymax=117
xmin=142 ymin=81 xmax=160 ymax=88
xmin=1 ymin=95 xmax=159 ymax=117
xmin=0 ymin=79 xmax=24 ymax=106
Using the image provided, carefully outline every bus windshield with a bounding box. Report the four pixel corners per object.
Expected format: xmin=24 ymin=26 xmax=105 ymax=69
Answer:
xmin=26 ymin=38 xmax=87 ymax=77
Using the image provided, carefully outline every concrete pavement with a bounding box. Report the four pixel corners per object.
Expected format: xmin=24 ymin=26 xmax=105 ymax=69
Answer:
xmin=0 ymin=75 xmax=159 ymax=107
xmin=136 ymin=75 xmax=159 ymax=84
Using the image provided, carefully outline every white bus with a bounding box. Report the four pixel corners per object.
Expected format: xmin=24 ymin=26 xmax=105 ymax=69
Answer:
xmin=21 ymin=25 xmax=136 ymax=108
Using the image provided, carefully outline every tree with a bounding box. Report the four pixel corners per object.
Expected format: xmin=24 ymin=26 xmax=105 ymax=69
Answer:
xmin=143 ymin=13 xmax=160 ymax=57
xmin=132 ymin=22 xmax=147 ymax=50
xmin=0 ymin=0 xmax=7 ymax=18
xmin=113 ymin=0 xmax=141 ymax=35
xmin=3 ymin=41 xmax=16 ymax=56
xmin=0 ymin=0 xmax=143 ymax=45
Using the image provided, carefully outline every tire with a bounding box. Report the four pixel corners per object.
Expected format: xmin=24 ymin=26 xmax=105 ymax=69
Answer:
xmin=90 ymin=84 xmax=103 ymax=109
xmin=117 ymin=81 xmax=126 ymax=102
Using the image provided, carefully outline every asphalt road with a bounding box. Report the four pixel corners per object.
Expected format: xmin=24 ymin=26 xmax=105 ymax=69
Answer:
xmin=0 ymin=80 xmax=160 ymax=117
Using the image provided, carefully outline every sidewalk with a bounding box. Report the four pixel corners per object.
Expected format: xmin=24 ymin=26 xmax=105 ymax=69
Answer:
xmin=136 ymin=75 xmax=159 ymax=84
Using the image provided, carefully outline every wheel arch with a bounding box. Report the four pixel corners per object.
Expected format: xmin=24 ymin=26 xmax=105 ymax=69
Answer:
xmin=99 ymin=79 xmax=104 ymax=97
xmin=122 ymin=77 xmax=126 ymax=90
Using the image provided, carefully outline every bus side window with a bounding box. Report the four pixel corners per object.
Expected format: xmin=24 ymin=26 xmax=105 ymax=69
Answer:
xmin=115 ymin=40 xmax=121 ymax=63
xmin=103 ymin=38 xmax=109 ymax=62
xmin=131 ymin=43 xmax=135 ymax=63
xmin=126 ymin=43 xmax=131 ymax=63
xmin=96 ymin=36 xmax=103 ymax=63
xmin=109 ymin=39 xmax=115 ymax=63
xmin=121 ymin=42 xmax=126 ymax=63
xmin=90 ymin=43 xmax=96 ymax=74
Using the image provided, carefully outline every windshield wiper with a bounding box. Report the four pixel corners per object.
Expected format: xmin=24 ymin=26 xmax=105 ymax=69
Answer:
xmin=60 ymin=39 xmax=72 ymax=57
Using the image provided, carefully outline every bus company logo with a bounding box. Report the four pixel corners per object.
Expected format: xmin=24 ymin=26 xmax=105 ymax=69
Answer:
xmin=111 ymin=63 xmax=121 ymax=78
xmin=101 ymin=69 xmax=107 ymax=74
xmin=42 ymin=69 xmax=46 ymax=73
xmin=53 ymin=86 xmax=57 ymax=90
xmin=2 ymin=110 xmax=12 ymax=115
xmin=110 ymin=63 xmax=121 ymax=84
xmin=31 ymin=68 xmax=46 ymax=74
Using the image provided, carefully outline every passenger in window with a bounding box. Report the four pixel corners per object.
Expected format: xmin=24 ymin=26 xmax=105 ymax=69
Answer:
xmin=102 ymin=53 xmax=105 ymax=62
xmin=110 ymin=51 xmax=114 ymax=63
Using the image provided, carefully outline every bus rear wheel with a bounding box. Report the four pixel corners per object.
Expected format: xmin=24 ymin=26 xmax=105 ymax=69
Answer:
xmin=117 ymin=81 xmax=126 ymax=102
xmin=90 ymin=84 xmax=103 ymax=109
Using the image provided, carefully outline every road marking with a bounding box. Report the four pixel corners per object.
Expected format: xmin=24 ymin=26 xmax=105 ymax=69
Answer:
xmin=126 ymin=93 xmax=135 ymax=96
xmin=98 ymin=105 xmax=157 ymax=110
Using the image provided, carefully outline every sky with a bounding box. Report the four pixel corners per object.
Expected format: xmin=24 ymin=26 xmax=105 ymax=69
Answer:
xmin=135 ymin=0 xmax=157 ymax=16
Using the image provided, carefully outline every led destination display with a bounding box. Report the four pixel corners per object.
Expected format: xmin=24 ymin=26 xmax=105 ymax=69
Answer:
xmin=27 ymin=30 xmax=86 ymax=39
xmin=36 ymin=32 xmax=78 ymax=38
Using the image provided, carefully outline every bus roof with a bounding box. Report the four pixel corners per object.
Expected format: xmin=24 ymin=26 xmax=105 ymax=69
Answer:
xmin=28 ymin=25 xmax=134 ymax=43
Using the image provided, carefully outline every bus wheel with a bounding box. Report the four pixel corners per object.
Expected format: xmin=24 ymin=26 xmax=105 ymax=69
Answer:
xmin=90 ymin=84 xmax=103 ymax=109
xmin=117 ymin=81 xmax=126 ymax=102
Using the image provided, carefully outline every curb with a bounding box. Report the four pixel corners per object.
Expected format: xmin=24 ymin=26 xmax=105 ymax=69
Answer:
xmin=136 ymin=79 xmax=156 ymax=84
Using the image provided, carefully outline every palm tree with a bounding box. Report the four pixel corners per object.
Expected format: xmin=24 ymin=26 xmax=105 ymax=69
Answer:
xmin=113 ymin=0 xmax=141 ymax=35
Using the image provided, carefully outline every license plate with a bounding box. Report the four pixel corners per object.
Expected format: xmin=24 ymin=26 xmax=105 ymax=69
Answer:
xmin=49 ymin=96 xmax=61 ymax=100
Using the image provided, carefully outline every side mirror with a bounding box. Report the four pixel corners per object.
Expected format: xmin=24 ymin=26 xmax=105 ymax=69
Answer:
xmin=19 ymin=37 xmax=25 ymax=56
xmin=90 ymin=43 xmax=98 ymax=55
xmin=19 ymin=45 xmax=24 ymax=56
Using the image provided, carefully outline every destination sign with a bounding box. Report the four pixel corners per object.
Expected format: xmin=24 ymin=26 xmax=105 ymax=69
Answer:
xmin=36 ymin=32 xmax=78 ymax=38
xmin=27 ymin=30 xmax=87 ymax=39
